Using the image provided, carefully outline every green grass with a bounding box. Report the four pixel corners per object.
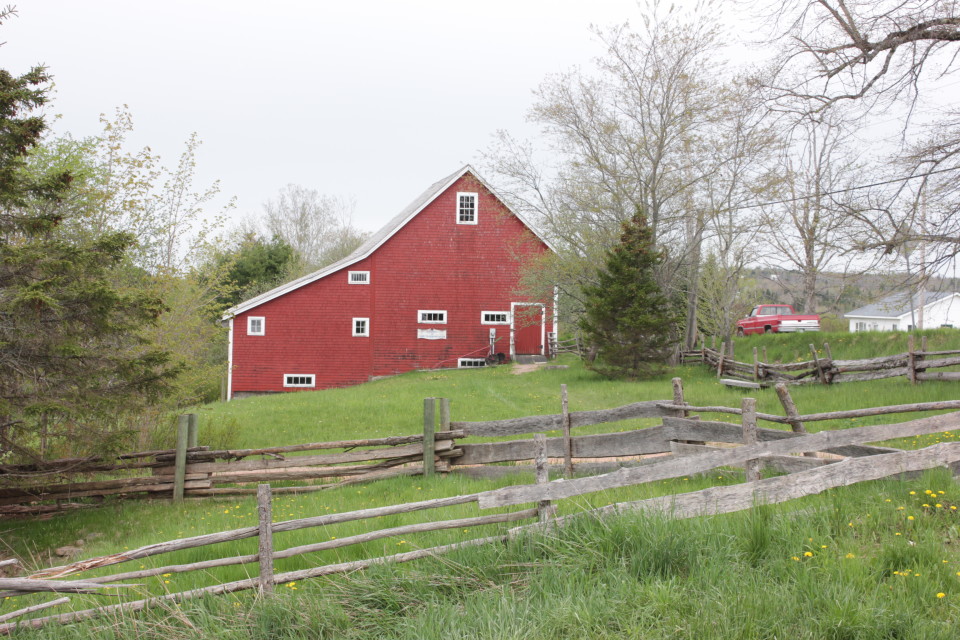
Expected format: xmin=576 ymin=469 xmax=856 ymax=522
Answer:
xmin=4 ymin=328 xmax=960 ymax=637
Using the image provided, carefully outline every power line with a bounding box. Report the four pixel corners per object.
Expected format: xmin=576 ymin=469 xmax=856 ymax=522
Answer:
xmin=735 ymin=164 xmax=959 ymax=211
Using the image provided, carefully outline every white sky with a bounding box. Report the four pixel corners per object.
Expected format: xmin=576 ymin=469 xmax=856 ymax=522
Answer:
xmin=3 ymin=0 xmax=650 ymax=233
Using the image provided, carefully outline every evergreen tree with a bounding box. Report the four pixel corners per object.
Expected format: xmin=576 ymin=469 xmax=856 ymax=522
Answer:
xmin=578 ymin=209 xmax=678 ymax=378
xmin=0 ymin=15 xmax=179 ymax=462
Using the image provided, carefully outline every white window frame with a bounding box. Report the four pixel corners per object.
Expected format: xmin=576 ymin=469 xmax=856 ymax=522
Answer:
xmin=458 ymin=358 xmax=486 ymax=368
xmin=481 ymin=311 xmax=510 ymax=325
xmin=418 ymin=328 xmax=447 ymax=340
xmin=353 ymin=317 xmax=370 ymax=337
xmin=418 ymin=310 xmax=447 ymax=324
xmin=283 ymin=374 xmax=315 ymax=388
xmin=456 ymin=192 xmax=478 ymax=225
xmin=348 ymin=270 xmax=370 ymax=284
xmin=247 ymin=316 xmax=265 ymax=336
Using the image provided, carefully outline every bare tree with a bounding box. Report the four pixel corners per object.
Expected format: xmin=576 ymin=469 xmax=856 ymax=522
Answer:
xmin=759 ymin=113 xmax=863 ymax=312
xmin=263 ymin=185 xmax=367 ymax=274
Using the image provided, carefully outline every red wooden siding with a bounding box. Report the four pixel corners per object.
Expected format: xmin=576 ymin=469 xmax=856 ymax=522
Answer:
xmin=230 ymin=173 xmax=551 ymax=395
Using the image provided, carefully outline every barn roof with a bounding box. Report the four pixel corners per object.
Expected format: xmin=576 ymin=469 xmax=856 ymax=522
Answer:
xmin=843 ymin=290 xmax=957 ymax=319
xmin=221 ymin=165 xmax=552 ymax=321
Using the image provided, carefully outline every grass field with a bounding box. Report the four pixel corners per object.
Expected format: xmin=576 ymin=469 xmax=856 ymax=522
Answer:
xmin=4 ymin=329 xmax=960 ymax=638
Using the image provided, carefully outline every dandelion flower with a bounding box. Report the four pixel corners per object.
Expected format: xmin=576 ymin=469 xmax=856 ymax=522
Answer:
xmin=845 ymin=553 xmax=856 ymax=559
xmin=937 ymin=592 xmax=946 ymax=599
xmin=908 ymin=516 xmax=915 ymax=521
xmin=804 ymin=551 xmax=813 ymax=557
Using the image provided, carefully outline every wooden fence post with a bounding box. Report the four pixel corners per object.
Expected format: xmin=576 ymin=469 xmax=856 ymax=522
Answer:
xmin=775 ymin=383 xmax=816 ymax=458
xmin=173 ymin=415 xmax=189 ymax=501
xmin=741 ymin=398 xmax=760 ymax=482
xmin=187 ymin=414 xmax=199 ymax=449
xmin=560 ymin=384 xmax=574 ymax=478
xmin=534 ymin=433 xmax=555 ymax=522
xmin=908 ymin=334 xmax=917 ymax=384
xmin=752 ymin=347 xmax=759 ymax=381
xmin=257 ymin=484 xmax=274 ymax=595
xmin=809 ymin=343 xmax=827 ymax=384
xmin=671 ymin=377 xmax=687 ymax=418
xmin=730 ymin=340 xmax=735 ymax=362
xmin=717 ymin=342 xmax=727 ymax=378
xmin=762 ymin=346 xmax=768 ymax=364
xmin=423 ymin=398 xmax=436 ymax=478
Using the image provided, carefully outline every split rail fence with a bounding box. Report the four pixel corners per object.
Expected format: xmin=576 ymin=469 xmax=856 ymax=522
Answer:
xmin=680 ymin=334 xmax=960 ymax=388
xmin=3 ymin=387 xmax=960 ymax=633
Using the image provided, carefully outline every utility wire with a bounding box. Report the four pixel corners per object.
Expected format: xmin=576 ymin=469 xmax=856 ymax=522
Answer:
xmin=735 ymin=164 xmax=959 ymax=211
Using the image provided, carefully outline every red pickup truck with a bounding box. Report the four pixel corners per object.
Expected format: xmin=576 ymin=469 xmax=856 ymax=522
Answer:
xmin=736 ymin=304 xmax=820 ymax=336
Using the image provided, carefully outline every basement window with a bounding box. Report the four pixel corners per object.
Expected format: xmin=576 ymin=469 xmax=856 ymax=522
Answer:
xmin=248 ymin=316 xmax=265 ymax=336
xmin=284 ymin=374 xmax=315 ymax=388
xmin=458 ymin=358 xmax=487 ymax=368
xmin=348 ymin=271 xmax=370 ymax=284
xmin=419 ymin=310 xmax=447 ymax=324
xmin=481 ymin=311 xmax=510 ymax=325
xmin=353 ymin=318 xmax=370 ymax=337
xmin=456 ymin=192 xmax=478 ymax=225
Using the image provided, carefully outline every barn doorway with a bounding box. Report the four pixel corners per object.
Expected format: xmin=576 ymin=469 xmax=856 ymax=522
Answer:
xmin=511 ymin=302 xmax=545 ymax=357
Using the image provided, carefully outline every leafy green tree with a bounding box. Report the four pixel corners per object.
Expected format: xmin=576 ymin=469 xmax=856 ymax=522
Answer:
xmin=209 ymin=232 xmax=297 ymax=308
xmin=578 ymin=210 xmax=679 ymax=379
xmin=0 ymin=17 xmax=178 ymax=462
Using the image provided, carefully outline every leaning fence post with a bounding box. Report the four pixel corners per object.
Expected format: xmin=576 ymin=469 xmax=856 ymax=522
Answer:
xmin=173 ymin=415 xmax=189 ymax=501
xmin=560 ymin=384 xmax=574 ymax=478
xmin=809 ymin=343 xmax=827 ymax=384
xmin=534 ymin=433 xmax=555 ymax=522
xmin=742 ymin=398 xmax=760 ymax=482
xmin=775 ymin=383 xmax=816 ymax=458
xmin=423 ymin=398 xmax=436 ymax=478
xmin=257 ymin=484 xmax=274 ymax=595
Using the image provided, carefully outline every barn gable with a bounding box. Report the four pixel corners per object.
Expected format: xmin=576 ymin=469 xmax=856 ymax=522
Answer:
xmin=224 ymin=166 xmax=554 ymax=398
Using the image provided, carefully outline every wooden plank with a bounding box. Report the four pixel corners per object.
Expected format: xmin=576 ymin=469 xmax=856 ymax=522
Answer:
xmin=0 ymin=473 xmax=209 ymax=500
xmin=477 ymin=412 xmax=960 ymax=508
xmin=917 ymin=356 xmax=960 ymax=370
xmin=809 ymin=344 xmax=827 ymax=384
xmin=0 ymin=480 xmax=212 ymax=506
xmin=608 ymin=442 xmax=960 ymax=520
xmin=0 ymin=578 xmax=138 ymax=594
xmin=154 ymin=441 xmax=454 ymax=475
xmin=720 ymin=378 xmax=762 ymax=389
xmin=775 ymin=383 xmax=816 ymax=458
xmin=452 ymin=401 xmax=668 ymax=437
xmin=666 ymin=417 xmax=899 ymax=457
xmin=917 ymin=372 xmax=960 ymax=381
xmin=0 ymin=597 xmax=70 ymax=623
xmin=453 ymin=425 xmax=675 ymax=465
xmin=29 ymin=493 xmax=484 ymax=579
xmin=257 ymin=485 xmax=273 ymax=595
xmin=669 ymin=442 xmax=833 ymax=474
xmin=831 ymin=368 xmax=910 ymax=383
xmin=4 ymin=536 xmax=508 ymax=634
xmin=451 ymin=459 xmax=668 ymax=479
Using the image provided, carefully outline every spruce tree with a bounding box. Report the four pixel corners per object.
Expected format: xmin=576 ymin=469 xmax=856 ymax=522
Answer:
xmin=0 ymin=13 xmax=178 ymax=462
xmin=578 ymin=209 xmax=678 ymax=378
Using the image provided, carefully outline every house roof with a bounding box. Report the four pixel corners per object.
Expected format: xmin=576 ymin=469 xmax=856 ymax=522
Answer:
xmin=221 ymin=165 xmax=553 ymax=322
xmin=843 ymin=290 xmax=958 ymax=319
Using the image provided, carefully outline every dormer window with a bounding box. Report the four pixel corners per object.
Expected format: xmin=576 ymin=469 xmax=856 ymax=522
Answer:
xmin=457 ymin=192 xmax=478 ymax=225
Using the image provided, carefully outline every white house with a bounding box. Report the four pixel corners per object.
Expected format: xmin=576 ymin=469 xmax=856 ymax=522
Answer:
xmin=844 ymin=291 xmax=960 ymax=332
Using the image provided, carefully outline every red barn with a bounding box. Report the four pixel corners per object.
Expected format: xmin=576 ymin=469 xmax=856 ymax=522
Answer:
xmin=222 ymin=166 xmax=555 ymax=398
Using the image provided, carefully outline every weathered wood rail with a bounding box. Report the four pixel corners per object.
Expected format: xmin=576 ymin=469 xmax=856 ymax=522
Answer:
xmin=681 ymin=335 xmax=960 ymax=386
xmin=5 ymin=390 xmax=960 ymax=633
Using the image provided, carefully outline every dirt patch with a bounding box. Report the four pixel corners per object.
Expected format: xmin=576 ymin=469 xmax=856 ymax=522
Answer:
xmin=511 ymin=363 xmax=543 ymax=375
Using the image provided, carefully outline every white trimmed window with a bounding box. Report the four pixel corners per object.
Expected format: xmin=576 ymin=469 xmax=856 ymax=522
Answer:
xmin=418 ymin=310 xmax=447 ymax=324
xmin=456 ymin=192 xmax=478 ymax=225
xmin=458 ymin=358 xmax=486 ymax=368
xmin=418 ymin=328 xmax=447 ymax=340
xmin=353 ymin=318 xmax=370 ymax=337
xmin=284 ymin=374 xmax=315 ymax=388
xmin=481 ymin=311 xmax=510 ymax=325
xmin=348 ymin=271 xmax=370 ymax=284
xmin=247 ymin=316 xmax=265 ymax=336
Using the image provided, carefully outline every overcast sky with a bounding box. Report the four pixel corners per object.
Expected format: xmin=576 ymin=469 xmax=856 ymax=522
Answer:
xmin=3 ymin=0 xmax=659 ymax=233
